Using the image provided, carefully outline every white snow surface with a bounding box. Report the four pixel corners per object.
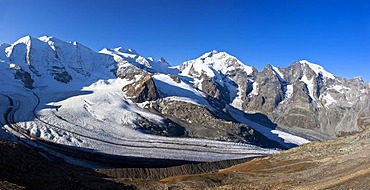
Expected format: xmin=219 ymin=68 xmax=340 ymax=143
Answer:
xmin=152 ymin=74 xmax=210 ymax=105
xmin=250 ymin=82 xmax=259 ymax=96
xmin=285 ymin=85 xmax=294 ymax=99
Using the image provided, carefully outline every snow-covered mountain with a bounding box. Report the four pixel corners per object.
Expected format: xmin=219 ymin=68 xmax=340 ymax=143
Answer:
xmin=1 ymin=35 xmax=369 ymax=164
xmin=177 ymin=50 xmax=258 ymax=110
xmin=2 ymin=35 xmax=117 ymax=88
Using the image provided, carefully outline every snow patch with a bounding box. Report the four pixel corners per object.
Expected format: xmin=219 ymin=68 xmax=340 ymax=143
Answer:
xmin=321 ymin=92 xmax=337 ymax=107
xmin=331 ymin=85 xmax=350 ymax=92
xmin=285 ymin=85 xmax=293 ymax=99
xmin=271 ymin=65 xmax=284 ymax=80
xmin=271 ymin=130 xmax=310 ymax=145
xmin=153 ymin=74 xmax=209 ymax=106
xmin=250 ymin=82 xmax=259 ymax=96
xmin=300 ymin=75 xmax=315 ymax=100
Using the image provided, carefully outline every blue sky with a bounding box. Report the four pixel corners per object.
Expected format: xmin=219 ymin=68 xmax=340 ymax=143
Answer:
xmin=1 ymin=0 xmax=369 ymax=81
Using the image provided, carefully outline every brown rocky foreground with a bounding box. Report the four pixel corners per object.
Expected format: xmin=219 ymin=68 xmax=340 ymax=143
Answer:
xmin=2 ymin=127 xmax=370 ymax=189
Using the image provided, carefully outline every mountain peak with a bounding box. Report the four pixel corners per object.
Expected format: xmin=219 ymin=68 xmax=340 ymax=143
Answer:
xmin=212 ymin=49 xmax=219 ymax=54
xmin=38 ymin=35 xmax=53 ymax=42
xmin=111 ymin=47 xmax=137 ymax=54
xmin=179 ymin=50 xmax=254 ymax=78
xmin=200 ymin=50 xmax=224 ymax=59
xmin=113 ymin=46 xmax=127 ymax=53
xmin=13 ymin=35 xmax=34 ymax=45
xmin=298 ymin=60 xmax=335 ymax=79
xmin=158 ymin=57 xmax=170 ymax=65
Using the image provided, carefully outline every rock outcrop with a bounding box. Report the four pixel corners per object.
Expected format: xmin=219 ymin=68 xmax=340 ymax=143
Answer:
xmin=122 ymin=74 xmax=159 ymax=103
xmin=146 ymin=98 xmax=283 ymax=148
xmin=13 ymin=67 xmax=34 ymax=89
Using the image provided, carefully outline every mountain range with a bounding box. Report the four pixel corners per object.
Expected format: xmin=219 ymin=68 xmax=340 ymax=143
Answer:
xmin=0 ymin=35 xmax=369 ymax=162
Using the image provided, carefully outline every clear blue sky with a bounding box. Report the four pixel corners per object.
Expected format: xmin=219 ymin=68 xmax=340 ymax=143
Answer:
xmin=1 ymin=0 xmax=369 ymax=81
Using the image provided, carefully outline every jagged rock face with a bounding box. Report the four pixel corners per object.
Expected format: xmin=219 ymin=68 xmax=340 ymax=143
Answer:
xmin=243 ymin=61 xmax=370 ymax=137
xmin=117 ymin=58 xmax=161 ymax=103
xmin=122 ymin=73 xmax=159 ymax=103
xmin=201 ymin=77 xmax=231 ymax=109
xmin=275 ymin=80 xmax=320 ymax=130
xmin=243 ymin=65 xmax=284 ymax=116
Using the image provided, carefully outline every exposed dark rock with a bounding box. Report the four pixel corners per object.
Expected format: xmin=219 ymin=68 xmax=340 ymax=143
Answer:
xmin=169 ymin=75 xmax=181 ymax=83
xmin=122 ymin=74 xmax=159 ymax=103
xmin=133 ymin=117 xmax=186 ymax=137
xmin=52 ymin=70 xmax=72 ymax=83
xmin=201 ymin=77 xmax=230 ymax=109
xmin=14 ymin=68 xmax=34 ymax=89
